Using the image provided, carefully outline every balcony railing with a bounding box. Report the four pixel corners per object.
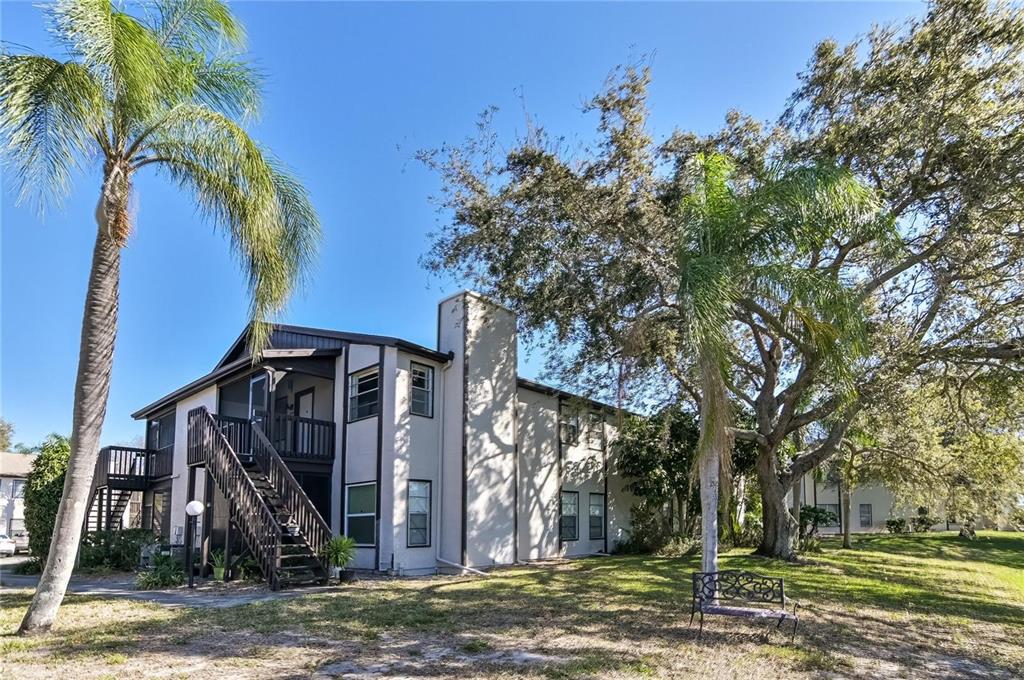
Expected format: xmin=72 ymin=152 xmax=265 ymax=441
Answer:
xmin=188 ymin=413 xmax=335 ymax=464
xmin=268 ymin=413 xmax=335 ymax=461
xmin=95 ymin=446 xmax=173 ymax=490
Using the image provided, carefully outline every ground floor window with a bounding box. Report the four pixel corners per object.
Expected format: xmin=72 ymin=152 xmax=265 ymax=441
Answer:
xmin=589 ymin=493 xmax=605 ymax=540
xmin=407 ymin=480 xmax=431 ymax=547
xmin=560 ymin=490 xmax=579 ymax=541
xmin=346 ymin=483 xmax=377 ymax=546
xmin=859 ymin=503 xmax=873 ymax=528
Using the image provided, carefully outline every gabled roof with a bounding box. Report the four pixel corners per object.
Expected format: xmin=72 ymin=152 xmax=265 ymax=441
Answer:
xmin=215 ymin=324 xmax=449 ymax=369
xmin=132 ymin=324 xmax=452 ymax=420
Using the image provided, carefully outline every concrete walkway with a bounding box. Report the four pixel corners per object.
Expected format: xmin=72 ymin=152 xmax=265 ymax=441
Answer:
xmin=0 ymin=567 xmax=336 ymax=608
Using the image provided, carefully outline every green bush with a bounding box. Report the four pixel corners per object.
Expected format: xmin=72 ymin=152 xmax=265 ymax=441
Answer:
xmin=136 ymin=553 xmax=185 ymax=590
xmin=23 ymin=434 xmax=71 ymax=561
xmin=911 ymin=507 xmax=936 ymax=533
xmin=886 ymin=517 xmax=909 ymax=534
xmin=79 ymin=529 xmax=157 ymax=572
xmin=799 ymin=505 xmax=837 ymax=540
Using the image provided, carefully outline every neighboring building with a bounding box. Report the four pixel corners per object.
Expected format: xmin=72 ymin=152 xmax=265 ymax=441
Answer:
xmin=793 ymin=471 xmax=962 ymax=534
xmin=90 ymin=292 xmax=634 ymax=586
xmin=1 ymin=450 xmax=34 ymax=538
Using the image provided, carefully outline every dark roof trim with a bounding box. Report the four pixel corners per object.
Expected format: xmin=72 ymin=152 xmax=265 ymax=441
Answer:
xmin=131 ymin=356 xmax=255 ymax=420
xmin=516 ymin=377 xmax=625 ymax=414
xmin=214 ymin=323 xmax=451 ymax=370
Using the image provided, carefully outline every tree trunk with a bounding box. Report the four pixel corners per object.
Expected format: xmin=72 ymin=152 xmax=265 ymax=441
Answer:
xmin=735 ymin=474 xmax=747 ymax=529
xmin=841 ymin=483 xmax=853 ymax=549
xmin=755 ymin=452 xmax=797 ymax=560
xmin=697 ymin=350 xmax=733 ymax=574
xmin=20 ymin=190 xmax=122 ymax=635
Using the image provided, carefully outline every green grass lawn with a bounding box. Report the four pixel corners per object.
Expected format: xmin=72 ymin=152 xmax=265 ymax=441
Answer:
xmin=2 ymin=531 xmax=1023 ymax=679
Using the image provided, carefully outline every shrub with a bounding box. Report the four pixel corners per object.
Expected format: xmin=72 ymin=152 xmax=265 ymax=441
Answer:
xmin=322 ymin=536 xmax=357 ymax=570
xmin=886 ymin=517 xmax=908 ymax=534
xmin=799 ymin=505 xmax=837 ymax=540
xmin=23 ymin=434 xmax=70 ymax=561
xmin=136 ymin=553 xmax=185 ymax=590
xmin=653 ymin=535 xmax=699 ymax=558
xmin=801 ymin=537 xmax=823 ymax=554
xmin=80 ymin=529 xmax=157 ymax=572
xmin=1009 ymin=507 xmax=1024 ymax=531
xmin=910 ymin=507 xmax=936 ymax=533
xmin=13 ymin=558 xmax=43 ymax=575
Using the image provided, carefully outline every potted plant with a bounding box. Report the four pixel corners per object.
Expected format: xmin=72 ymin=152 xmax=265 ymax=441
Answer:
xmin=322 ymin=536 xmax=356 ymax=582
xmin=211 ymin=550 xmax=227 ymax=581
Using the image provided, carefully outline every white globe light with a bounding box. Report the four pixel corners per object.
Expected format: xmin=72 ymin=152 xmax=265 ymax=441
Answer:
xmin=185 ymin=500 xmax=205 ymax=517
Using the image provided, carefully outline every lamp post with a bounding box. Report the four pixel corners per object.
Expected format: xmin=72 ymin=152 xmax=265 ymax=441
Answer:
xmin=184 ymin=500 xmax=205 ymax=589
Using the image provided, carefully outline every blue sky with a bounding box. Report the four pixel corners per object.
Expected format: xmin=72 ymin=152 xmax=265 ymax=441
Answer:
xmin=0 ymin=1 xmax=924 ymax=447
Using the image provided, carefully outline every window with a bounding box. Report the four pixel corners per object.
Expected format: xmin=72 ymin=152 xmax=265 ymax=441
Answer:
xmin=407 ymin=480 xmax=431 ymax=547
xmin=559 ymin=406 xmax=580 ymax=446
xmin=586 ymin=412 xmax=605 ymax=450
xmin=147 ymin=410 xmax=175 ymax=453
xmin=10 ymin=479 xmax=25 ymax=499
xmin=560 ymin=491 xmax=579 ymax=541
xmin=346 ymin=483 xmax=377 ymax=546
xmin=589 ymin=493 xmax=605 ymax=540
xmin=859 ymin=503 xmax=873 ymax=528
xmin=816 ymin=503 xmax=840 ymax=527
xmin=348 ymin=369 xmax=379 ymax=421
xmin=410 ymin=363 xmax=434 ymax=417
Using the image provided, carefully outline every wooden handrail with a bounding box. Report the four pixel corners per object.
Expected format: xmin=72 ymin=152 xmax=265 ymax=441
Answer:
xmin=268 ymin=413 xmax=334 ymax=460
xmin=188 ymin=407 xmax=283 ymax=589
xmin=250 ymin=421 xmax=332 ymax=573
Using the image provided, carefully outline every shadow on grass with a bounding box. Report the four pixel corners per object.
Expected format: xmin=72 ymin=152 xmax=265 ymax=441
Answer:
xmin=2 ymin=532 xmax=1022 ymax=678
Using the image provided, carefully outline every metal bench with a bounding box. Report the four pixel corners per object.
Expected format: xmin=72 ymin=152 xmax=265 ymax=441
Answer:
xmin=690 ymin=570 xmax=799 ymax=641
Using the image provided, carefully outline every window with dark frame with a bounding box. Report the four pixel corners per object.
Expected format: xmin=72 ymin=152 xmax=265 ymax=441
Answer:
xmin=346 ymin=482 xmax=377 ymax=546
xmin=147 ymin=411 xmax=175 ymax=453
xmin=560 ymin=490 xmax=579 ymax=541
xmin=348 ymin=369 xmax=379 ymax=421
xmin=586 ymin=411 xmax=604 ymax=450
xmin=859 ymin=503 xmax=873 ymax=528
xmin=589 ymin=493 xmax=605 ymax=540
xmin=410 ymin=363 xmax=434 ymax=417
xmin=559 ymin=406 xmax=580 ymax=446
xmin=407 ymin=480 xmax=431 ymax=547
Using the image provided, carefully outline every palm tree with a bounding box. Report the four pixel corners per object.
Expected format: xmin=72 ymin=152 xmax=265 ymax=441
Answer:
xmin=676 ymin=153 xmax=879 ymax=574
xmin=0 ymin=0 xmax=319 ymax=634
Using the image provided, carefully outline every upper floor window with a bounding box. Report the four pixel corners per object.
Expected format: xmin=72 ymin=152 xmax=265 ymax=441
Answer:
xmin=147 ymin=410 xmax=175 ymax=453
xmin=10 ymin=479 xmax=25 ymax=499
xmin=348 ymin=368 xmax=379 ymax=421
xmin=410 ymin=363 xmax=434 ymax=417
xmin=586 ymin=411 xmax=604 ymax=450
xmin=559 ymin=406 xmax=580 ymax=446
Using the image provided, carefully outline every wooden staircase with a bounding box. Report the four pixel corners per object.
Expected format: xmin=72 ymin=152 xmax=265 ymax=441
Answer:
xmin=187 ymin=407 xmax=331 ymax=589
xmin=85 ymin=487 xmax=133 ymax=531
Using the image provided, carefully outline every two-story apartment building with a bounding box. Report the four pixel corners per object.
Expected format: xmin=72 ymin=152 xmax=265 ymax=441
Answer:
xmin=1 ymin=451 xmax=34 ymax=540
xmin=90 ymin=292 xmax=634 ymax=587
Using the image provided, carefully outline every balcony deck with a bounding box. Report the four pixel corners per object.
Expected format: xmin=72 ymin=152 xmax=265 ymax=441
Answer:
xmin=95 ymin=446 xmax=173 ymax=490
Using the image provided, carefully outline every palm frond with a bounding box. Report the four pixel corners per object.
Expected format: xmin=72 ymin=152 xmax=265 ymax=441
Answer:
xmin=153 ymin=0 xmax=245 ymax=52
xmin=0 ymin=54 xmax=104 ymax=210
xmin=50 ymin=0 xmax=169 ymax=126
xmin=142 ymin=107 xmax=320 ymax=355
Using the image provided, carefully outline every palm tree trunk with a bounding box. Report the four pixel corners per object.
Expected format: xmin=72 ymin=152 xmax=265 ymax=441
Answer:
xmin=19 ymin=198 xmax=121 ymax=634
xmin=841 ymin=484 xmax=853 ymax=549
xmin=696 ymin=350 xmax=733 ymax=574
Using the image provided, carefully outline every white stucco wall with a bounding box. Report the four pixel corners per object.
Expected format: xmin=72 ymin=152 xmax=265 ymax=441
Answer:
xmin=516 ymin=389 xmax=561 ymax=560
xmin=169 ymin=386 xmax=217 ymax=544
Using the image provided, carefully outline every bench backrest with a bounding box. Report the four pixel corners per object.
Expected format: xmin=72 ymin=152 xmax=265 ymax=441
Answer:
xmin=692 ymin=570 xmax=785 ymax=606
